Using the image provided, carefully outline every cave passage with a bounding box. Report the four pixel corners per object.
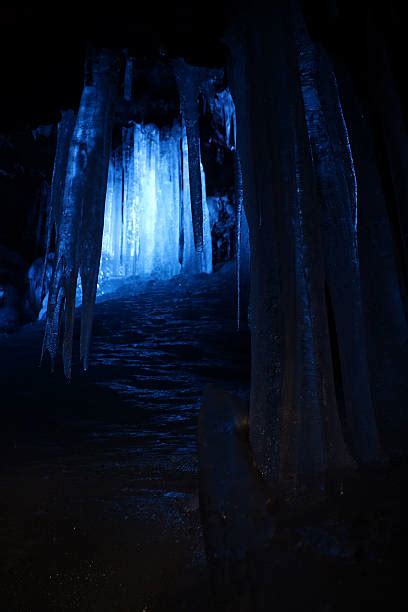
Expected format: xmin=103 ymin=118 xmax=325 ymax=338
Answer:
xmin=1 ymin=2 xmax=408 ymax=609
xmin=0 ymin=265 xmax=250 ymax=610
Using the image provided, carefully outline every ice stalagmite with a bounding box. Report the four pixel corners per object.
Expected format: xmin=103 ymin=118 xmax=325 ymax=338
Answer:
xmin=173 ymin=59 xmax=204 ymax=252
xmin=43 ymin=50 xmax=119 ymax=377
xmin=296 ymin=15 xmax=381 ymax=462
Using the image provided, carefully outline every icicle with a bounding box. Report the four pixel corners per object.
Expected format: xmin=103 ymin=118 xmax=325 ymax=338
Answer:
xmin=36 ymin=181 xmax=50 ymax=251
xmin=173 ymin=58 xmax=204 ymax=252
xmin=235 ymin=151 xmax=243 ymax=330
xmin=123 ymin=56 xmax=133 ymax=101
xmin=224 ymin=89 xmax=245 ymax=330
xmin=41 ymin=110 xmax=75 ymax=301
xmin=212 ymin=88 xmax=245 ymax=328
xmin=99 ymin=122 xmax=212 ymax=285
xmin=296 ymin=12 xmax=381 ymax=462
xmin=43 ymin=51 xmax=119 ymax=377
xmin=332 ymin=72 xmax=359 ymax=264
xmin=178 ymin=136 xmax=185 ymax=265
xmin=223 ymin=90 xmax=236 ymax=150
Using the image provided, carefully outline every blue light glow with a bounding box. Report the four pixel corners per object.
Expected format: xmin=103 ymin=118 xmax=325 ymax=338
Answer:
xmin=99 ymin=122 xmax=212 ymax=292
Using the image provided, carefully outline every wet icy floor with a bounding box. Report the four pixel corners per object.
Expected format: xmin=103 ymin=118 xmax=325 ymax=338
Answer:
xmin=0 ymin=264 xmax=250 ymax=611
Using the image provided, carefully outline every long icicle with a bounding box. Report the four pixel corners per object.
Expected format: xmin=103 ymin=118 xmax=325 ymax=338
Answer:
xmin=235 ymin=150 xmax=243 ymax=330
xmin=226 ymin=90 xmax=243 ymax=331
xmin=43 ymin=50 xmax=119 ymax=377
xmin=41 ymin=110 xmax=75 ymax=302
xmin=173 ymin=58 xmax=204 ymax=253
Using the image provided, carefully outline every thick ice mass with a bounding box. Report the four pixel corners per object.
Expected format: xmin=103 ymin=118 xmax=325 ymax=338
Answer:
xmin=42 ymin=51 xmax=119 ymax=377
xmin=99 ymin=122 xmax=212 ymax=288
xmin=296 ymin=15 xmax=381 ymax=461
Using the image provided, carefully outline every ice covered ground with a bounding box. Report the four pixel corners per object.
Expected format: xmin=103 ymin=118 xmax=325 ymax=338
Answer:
xmin=0 ymin=264 xmax=250 ymax=610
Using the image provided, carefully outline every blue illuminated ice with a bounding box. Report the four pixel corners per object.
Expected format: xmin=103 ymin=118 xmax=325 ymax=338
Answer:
xmin=203 ymin=87 xmax=250 ymax=327
xmin=173 ymin=59 xmax=205 ymax=253
xmin=99 ymin=122 xmax=212 ymax=290
xmin=42 ymin=51 xmax=118 ymax=377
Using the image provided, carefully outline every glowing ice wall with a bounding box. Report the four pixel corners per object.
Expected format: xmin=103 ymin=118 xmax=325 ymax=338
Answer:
xmin=100 ymin=122 xmax=212 ymax=286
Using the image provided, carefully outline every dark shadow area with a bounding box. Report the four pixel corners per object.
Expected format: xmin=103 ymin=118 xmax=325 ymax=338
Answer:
xmin=0 ymin=267 xmax=250 ymax=610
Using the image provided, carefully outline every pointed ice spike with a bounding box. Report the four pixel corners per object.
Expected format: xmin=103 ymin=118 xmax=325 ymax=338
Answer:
xmin=79 ymin=114 xmax=114 ymax=371
xmin=41 ymin=110 xmax=75 ymax=301
xmin=173 ymin=58 xmax=204 ymax=252
xmin=43 ymin=50 xmax=119 ymax=378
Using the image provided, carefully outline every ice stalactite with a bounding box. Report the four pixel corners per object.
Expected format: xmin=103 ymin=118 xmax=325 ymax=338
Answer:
xmin=216 ymin=89 xmax=245 ymax=328
xmin=41 ymin=110 xmax=75 ymax=300
xmin=43 ymin=51 xmax=119 ymax=378
xmin=123 ymin=56 xmax=133 ymax=101
xmin=296 ymin=15 xmax=381 ymax=463
xmin=173 ymin=59 xmax=204 ymax=253
xmin=336 ymin=66 xmax=408 ymax=448
xmin=235 ymin=151 xmax=243 ymax=330
xmin=100 ymin=122 xmax=212 ymax=286
xmin=181 ymin=124 xmax=213 ymax=274
xmin=178 ymin=135 xmax=185 ymax=266
xmin=205 ymin=87 xmax=249 ymax=329
xmin=227 ymin=1 xmax=352 ymax=500
xmin=35 ymin=181 xmax=51 ymax=253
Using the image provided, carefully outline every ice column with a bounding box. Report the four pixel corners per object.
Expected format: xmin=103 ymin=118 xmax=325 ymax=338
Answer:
xmin=99 ymin=122 xmax=212 ymax=285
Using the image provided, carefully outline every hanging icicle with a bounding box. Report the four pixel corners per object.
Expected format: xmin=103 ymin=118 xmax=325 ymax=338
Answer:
xmin=42 ymin=50 xmax=119 ymax=378
xmin=235 ymin=151 xmax=243 ymax=330
xmin=173 ymin=58 xmax=204 ymax=253
xmin=41 ymin=110 xmax=76 ymax=301
xmin=296 ymin=12 xmax=381 ymax=462
xmin=123 ymin=55 xmax=133 ymax=101
xmin=206 ymin=87 xmax=246 ymax=328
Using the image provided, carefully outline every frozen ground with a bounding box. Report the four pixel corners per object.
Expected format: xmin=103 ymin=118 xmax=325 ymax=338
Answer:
xmin=0 ymin=264 xmax=250 ymax=611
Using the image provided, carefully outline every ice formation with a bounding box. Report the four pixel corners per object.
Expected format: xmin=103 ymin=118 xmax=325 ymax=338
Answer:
xmin=41 ymin=52 xmax=245 ymax=376
xmin=42 ymin=51 xmax=119 ymax=377
xmin=173 ymin=59 xmax=204 ymax=253
xmin=296 ymin=15 xmax=380 ymax=461
xmin=99 ymin=122 xmax=212 ymax=287
xmin=205 ymin=87 xmax=249 ymax=328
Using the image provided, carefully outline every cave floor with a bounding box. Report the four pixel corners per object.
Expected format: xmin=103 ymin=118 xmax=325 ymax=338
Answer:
xmin=0 ymin=264 xmax=250 ymax=611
